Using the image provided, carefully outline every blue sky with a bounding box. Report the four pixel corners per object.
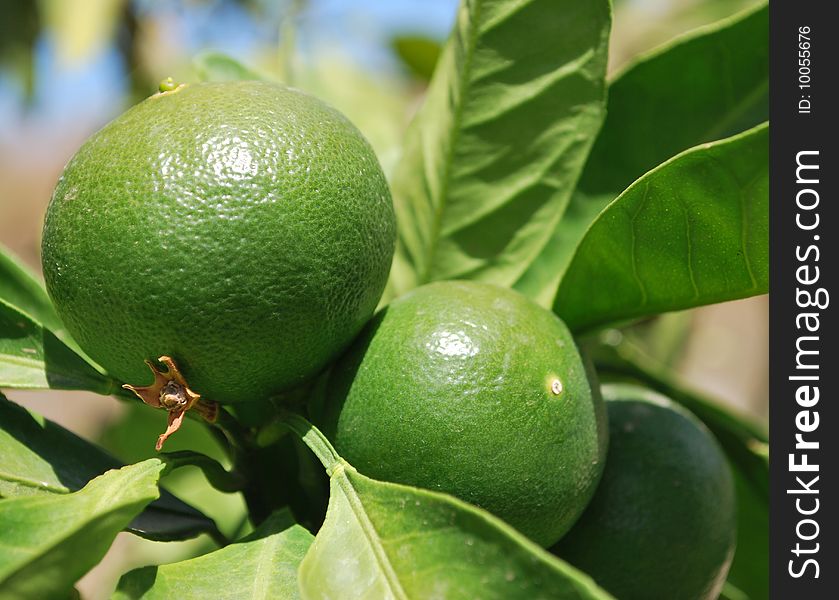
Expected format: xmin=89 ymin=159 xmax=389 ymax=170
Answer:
xmin=0 ymin=0 xmax=456 ymax=133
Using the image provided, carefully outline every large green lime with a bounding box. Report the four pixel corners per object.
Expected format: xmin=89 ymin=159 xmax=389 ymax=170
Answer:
xmin=42 ymin=81 xmax=395 ymax=404
xmin=553 ymin=384 xmax=736 ymax=600
xmin=318 ymin=281 xmax=607 ymax=547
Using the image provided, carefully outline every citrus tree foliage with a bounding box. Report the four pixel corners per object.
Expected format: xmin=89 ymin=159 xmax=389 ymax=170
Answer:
xmin=0 ymin=1 xmax=768 ymax=598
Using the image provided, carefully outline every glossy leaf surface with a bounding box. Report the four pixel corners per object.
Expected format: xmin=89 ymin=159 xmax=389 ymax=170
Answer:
xmin=515 ymin=4 xmax=769 ymax=306
xmin=114 ymin=509 xmax=313 ymax=599
xmin=281 ymin=414 xmax=614 ymax=600
xmin=0 ymin=460 xmax=164 ymax=599
xmin=555 ymin=124 xmax=768 ymax=333
xmin=0 ymin=299 xmax=115 ymax=393
xmin=390 ymin=0 xmax=611 ymax=293
xmin=0 ymin=394 xmax=219 ymax=542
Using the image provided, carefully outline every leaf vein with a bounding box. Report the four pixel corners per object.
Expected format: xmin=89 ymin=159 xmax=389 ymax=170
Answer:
xmin=629 ymin=183 xmax=650 ymax=307
xmin=336 ymin=469 xmax=408 ymax=600
xmin=680 ymin=198 xmax=700 ymax=299
xmin=0 ymin=472 xmax=70 ymax=495
xmin=739 ymin=175 xmax=760 ymax=290
xmin=424 ymin=0 xmax=484 ymax=283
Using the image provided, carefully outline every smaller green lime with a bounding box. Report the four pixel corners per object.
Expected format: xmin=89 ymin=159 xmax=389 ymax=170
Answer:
xmin=552 ymin=384 xmax=736 ymax=600
xmin=317 ymin=281 xmax=607 ymax=547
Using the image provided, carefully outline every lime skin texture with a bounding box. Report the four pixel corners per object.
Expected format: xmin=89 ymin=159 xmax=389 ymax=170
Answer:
xmin=318 ymin=280 xmax=608 ymax=548
xmin=41 ymin=81 xmax=396 ymax=404
xmin=553 ymin=384 xmax=737 ymax=600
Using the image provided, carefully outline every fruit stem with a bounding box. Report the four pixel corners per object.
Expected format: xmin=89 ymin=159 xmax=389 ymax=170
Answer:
xmin=161 ymin=450 xmax=246 ymax=493
xmin=207 ymin=526 xmax=231 ymax=548
xmin=277 ymin=410 xmax=342 ymax=474
xmin=210 ymin=406 xmax=250 ymax=455
xmin=207 ymin=408 xmax=277 ymax=524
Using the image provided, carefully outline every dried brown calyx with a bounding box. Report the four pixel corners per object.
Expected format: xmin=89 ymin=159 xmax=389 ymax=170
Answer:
xmin=123 ymin=356 xmax=218 ymax=451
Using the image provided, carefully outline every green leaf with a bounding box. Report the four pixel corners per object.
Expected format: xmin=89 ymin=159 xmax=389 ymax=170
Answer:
xmin=0 ymin=393 xmax=115 ymax=497
xmin=581 ymin=2 xmax=768 ymax=197
xmin=0 ymin=459 xmax=164 ymax=599
xmin=280 ymin=413 xmax=613 ymax=600
xmin=514 ymin=3 xmax=768 ymax=306
xmin=193 ymin=51 xmax=266 ymax=83
xmin=0 ymin=299 xmax=116 ymax=393
xmin=391 ymin=35 xmax=441 ymax=81
xmin=0 ymin=243 xmax=62 ymax=334
xmin=390 ymin=0 xmax=611 ymax=294
xmin=0 ymin=393 xmax=220 ymax=542
xmin=554 ymin=123 xmax=768 ymax=333
xmin=113 ymin=509 xmax=313 ymax=600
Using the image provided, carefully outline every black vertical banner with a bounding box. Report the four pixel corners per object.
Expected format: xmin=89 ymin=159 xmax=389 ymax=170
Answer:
xmin=770 ymin=1 xmax=837 ymax=597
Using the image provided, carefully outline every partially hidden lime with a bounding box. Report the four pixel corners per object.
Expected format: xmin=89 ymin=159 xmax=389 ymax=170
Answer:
xmin=552 ymin=384 xmax=737 ymax=600
xmin=317 ymin=280 xmax=607 ymax=547
xmin=42 ymin=81 xmax=395 ymax=405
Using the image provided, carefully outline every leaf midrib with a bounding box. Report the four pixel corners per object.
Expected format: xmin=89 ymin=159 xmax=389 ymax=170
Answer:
xmin=559 ymin=124 xmax=768 ymax=332
xmin=700 ymin=78 xmax=768 ymax=144
xmin=250 ymin=532 xmax=273 ymax=600
xmin=0 ymin=353 xmax=46 ymax=372
xmin=0 ymin=466 xmax=159 ymax=583
xmin=0 ymin=348 xmax=114 ymax=393
xmin=423 ymin=0 xmax=483 ymax=283
xmin=0 ymin=471 xmax=69 ymax=495
xmin=0 ymin=352 xmax=94 ymax=389
xmin=335 ymin=466 xmax=408 ymax=600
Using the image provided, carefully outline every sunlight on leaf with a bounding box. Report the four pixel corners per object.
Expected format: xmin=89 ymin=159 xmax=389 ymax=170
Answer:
xmin=582 ymin=2 xmax=768 ymax=197
xmin=279 ymin=413 xmax=614 ymax=600
xmin=0 ymin=299 xmax=115 ymax=393
xmin=390 ymin=0 xmax=611 ymax=294
xmin=0 ymin=393 xmax=219 ymax=542
xmin=0 ymin=459 xmax=164 ymax=598
xmin=514 ymin=3 xmax=768 ymax=307
xmin=114 ymin=509 xmax=312 ymax=600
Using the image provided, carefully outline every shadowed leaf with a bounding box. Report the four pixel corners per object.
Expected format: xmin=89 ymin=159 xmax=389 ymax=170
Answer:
xmin=0 ymin=300 xmax=114 ymax=393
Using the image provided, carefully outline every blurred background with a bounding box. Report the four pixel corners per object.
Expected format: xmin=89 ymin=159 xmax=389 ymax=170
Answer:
xmin=0 ymin=0 xmax=764 ymax=597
